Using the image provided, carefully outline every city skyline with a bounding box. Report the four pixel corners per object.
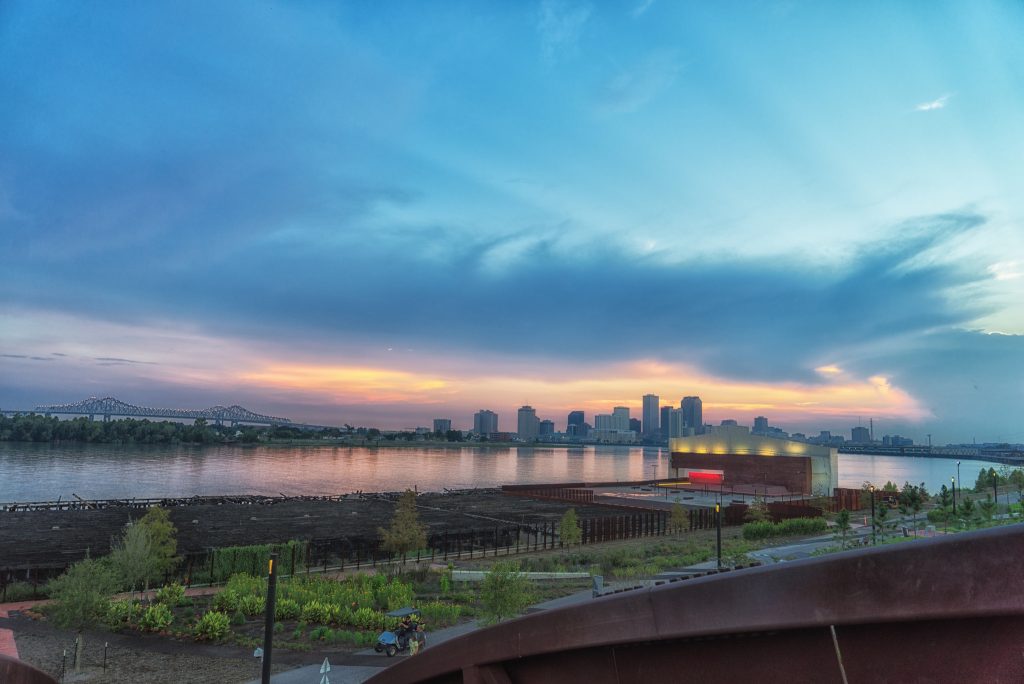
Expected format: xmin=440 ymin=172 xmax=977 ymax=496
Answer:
xmin=2 ymin=2 xmax=1023 ymax=445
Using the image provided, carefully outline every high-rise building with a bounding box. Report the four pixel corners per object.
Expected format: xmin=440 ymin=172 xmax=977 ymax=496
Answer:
xmin=681 ymin=396 xmax=703 ymax=434
xmin=517 ymin=405 xmax=539 ymax=440
xmin=473 ymin=410 xmax=498 ymax=435
xmin=612 ymin=406 xmax=630 ymax=431
xmin=753 ymin=416 xmax=769 ymax=434
xmin=660 ymin=405 xmax=673 ymax=441
xmin=851 ymin=426 xmax=870 ymax=443
xmin=629 ymin=418 xmax=642 ymax=434
xmin=433 ymin=418 xmax=451 ymax=434
xmin=642 ymin=394 xmax=660 ymax=438
xmin=667 ymin=408 xmax=690 ymax=438
xmin=594 ymin=414 xmax=612 ymax=430
xmin=567 ymin=410 xmax=585 ymax=433
xmin=539 ymin=419 xmax=555 ymax=436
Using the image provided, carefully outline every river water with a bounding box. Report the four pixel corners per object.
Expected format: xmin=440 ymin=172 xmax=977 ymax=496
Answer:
xmin=0 ymin=442 xmax=1009 ymax=502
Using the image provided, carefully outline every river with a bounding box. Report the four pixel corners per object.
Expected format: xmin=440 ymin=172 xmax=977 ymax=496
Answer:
xmin=0 ymin=442 xmax=1010 ymax=502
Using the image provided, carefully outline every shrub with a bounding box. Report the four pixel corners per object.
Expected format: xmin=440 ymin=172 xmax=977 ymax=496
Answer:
xmin=194 ymin=611 xmax=231 ymax=641
xmin=1 ymin=582 xmax=45 ymax=602
xmin=273 ymin=621 xmax=285 ymax=634
xmin=154 ymin=582 xmax=185 ymax=606
xmin=310 ymin=626 xmax=330 ymax=640
xmin=231 ymin=610 xmax=246 ymax=626
xmin=419 ymin=601 xmax=461 ymax=627
xmin=238 ymin=594 xmax=266 ymax=617
xmin=742 ymin=517 xmax=828 ymax=540
xmin=301 ymin=600 xmax=339 ymax=625
xmin=106 ymin=599 xmax=143 ymax=627
xmin=275 ymin=598 xmax=300 ymax=620
xmin=350 ymin=606 xmax=385 ymax=631
xmin=213 ymin=590 xmax=240 ymax=613
xmin=139 ymin=603 xmax=174 ymax=632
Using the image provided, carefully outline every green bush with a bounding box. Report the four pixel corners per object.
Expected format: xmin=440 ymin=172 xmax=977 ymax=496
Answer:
xmin=419 ymin=601 xmax=461 ymax=627
xmin=310 ymin=626 xmax=330 ymax=640
xmin=213 ymin=589 xmax=240 ymax=613
xmin=350 ymin=606 xmax=385 ymax=631
xmin=275 ymin=598 xmax=300 ymax=620
xmin=238 ymin=594 xmax=266 ymax=617
xmin=1 ymin=582 xmax=45 ymax=602
xmin=193 ymin=610 xmax=231 ymax=641
xmin=139 ymin=603 xmax=174 ymax=632
xmin=106 ymin=599 xmax=143 ymax=627
xmin=301 ymin=599 xmax=339 ymax=625
xmin=154 ymin=582 xmax=185 ymax=606
xmin=742 ymin=517 xmax=828 ymax=540
xmin=231 ymin=610 xmax=246 ymax=626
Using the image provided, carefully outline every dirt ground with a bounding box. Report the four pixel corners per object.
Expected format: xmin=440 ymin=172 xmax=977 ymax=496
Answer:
xmin=1 ymin=490 xmax=611 ymax=571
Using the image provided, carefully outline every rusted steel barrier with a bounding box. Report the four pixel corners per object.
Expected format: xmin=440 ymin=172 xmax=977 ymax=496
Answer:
xmin=368 ymin=524 xmax=1024 ymax=684
xmin=0 ymin=655 xmax=57 ymax=684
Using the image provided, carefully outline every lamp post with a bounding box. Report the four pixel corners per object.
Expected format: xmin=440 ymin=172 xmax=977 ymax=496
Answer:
xmin=870 ymin=485 xmax=876 ymax=545
xmin=715 ymin=501 xmax=722 ymax=570
xmin=956 ymin=461 xmax=961 ymax=503
xmin=951 ymin=476 xmax=956 ymax=516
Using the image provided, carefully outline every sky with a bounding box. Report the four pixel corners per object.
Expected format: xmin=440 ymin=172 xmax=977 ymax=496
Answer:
xmin=1 ymin=0 xmax=1023 ymax=444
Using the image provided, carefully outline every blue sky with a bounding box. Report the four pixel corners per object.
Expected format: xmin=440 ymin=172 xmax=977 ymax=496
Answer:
xmin=1 ymin=0 xmax=1022 ymax=443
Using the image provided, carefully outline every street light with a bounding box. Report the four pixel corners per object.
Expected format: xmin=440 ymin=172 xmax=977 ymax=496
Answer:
xmin=956 ymin=461 xmax=961 ymax=503
xmin=951 ymin=476 xmax=956 ymax=516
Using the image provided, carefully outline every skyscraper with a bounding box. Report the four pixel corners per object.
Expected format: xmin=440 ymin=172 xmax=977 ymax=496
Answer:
xmin=667 ymin=408 xmax=688 ymax=438
xmin=851 ymin=426 xmax=870 ymax=443
xmin=612 ymin=406 xmax=630 ymax=431
xmin=752 ymin=416 xmax=768 ymax=434
xmin=567 ymin=410 xmax=585 ymax=433
xmin=629 ymin=418 xmax=642 ymax=434
xmin=681 ymin=396 xmax=703 ymax=434
xmin=660 ymin=405 xmax=672 ymax=441
xmin=642 ymin=394 xmax=660 ymax=438
xmin=517 ymin=405 xmax=539 ymax=440
xmin=473 ymin=409 xmax=498 ymax=435
xmin=539 ymin=419 xmax=555 ymax=436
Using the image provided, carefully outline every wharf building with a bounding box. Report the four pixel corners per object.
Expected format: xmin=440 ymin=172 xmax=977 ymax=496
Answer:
xmin=670 ymin=424 xmax=838 ymax=496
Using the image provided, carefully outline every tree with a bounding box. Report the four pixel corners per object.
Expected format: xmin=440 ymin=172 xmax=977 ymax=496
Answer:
xmin=669 ymin=502 xmax=687 ymax=535
xmin=978 ymin=495 xmax=997 ymax=523
xmin=898 ymin=483 xmax=923 ymax=537
xmin=138 ymin=507 xmax=178 ymax=581
xmin=744 ymin=497 xmax=769 ymax=522
xmin=873 ymin=503 xmax=889 ymax=539
xmin=559 ymin=508 xmax=581 ymax=548
xmin=882 ymin=481 xmax=899 ymax=493
xmin=834 ymin=509 xmax=852 ymax=549
xmin=109 ymin=521 xmax=159 ymax=600
xmin=479 ymin=562 xmax=534 ymax=625
xmin=48 ymin=557 xmax=118 ymax=671
xmin=959 ymin=497 xmax=976 ymax=529
xmin=379 ymin=489 xmax=427 ymax=563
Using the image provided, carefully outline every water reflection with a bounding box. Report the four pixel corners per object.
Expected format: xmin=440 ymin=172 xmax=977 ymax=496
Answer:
xmin=0 ymin=442 xmax=1010 ymax=501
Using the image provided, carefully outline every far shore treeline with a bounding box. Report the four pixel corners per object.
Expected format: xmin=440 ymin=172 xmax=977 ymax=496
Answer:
xmin=0 ymin=413 xmax=468 ymax=445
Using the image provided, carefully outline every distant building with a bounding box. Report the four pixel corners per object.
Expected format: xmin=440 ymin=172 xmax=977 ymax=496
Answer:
xmin=517 ymin=406 xmax=539 ymax=440
xmin=753 ymin=416 xmax=769 ymax=434
xmin=612 ymin=407 xmax=630 ymax=431
xmin=567 ymin=410 xmax=585 ymax=434
xmin=670 ymin=425 xmax=839 ymax=496
xmin=851 ymin=426 xmax=870 ymax=443
xmin=721 ymin=419 xmax=738 ymax=426
xmin=642 ymin=394 xmax=660 ymax=438
xmin=590 ymin=429 xmax=638 ymax=444
xmin=629 ymin=417 xmax=642 ymax=434
xmin=433 ymin=418 xmax=451 ymax=434
xmin=660 ymin=405 xmax=673 ymax=441
xmin=473 ymin=410 xmax=498 ymax=435
xmin=666 ymin=408 xmax=691 ymax=439
xmin=681 ymin=396 xmax=703 ymax=434
xmin=594 ymin=414 xmax=613 ymax=430
xmin=539 ymin=419 xmax=555 ymax=436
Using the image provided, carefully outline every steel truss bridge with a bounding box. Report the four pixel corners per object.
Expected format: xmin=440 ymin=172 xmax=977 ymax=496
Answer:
xmin=30 ymin=396 xmax=293 ymax=426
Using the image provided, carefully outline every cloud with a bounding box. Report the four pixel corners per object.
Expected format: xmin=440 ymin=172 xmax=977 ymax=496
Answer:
xmin=631 ymin=0 xmax=656 ymax=17
xmin=94 ymin=357 xmax=159 ymax=366
xmin=595 ymin=51 xmax=681 ymax=113
xmin=915 ymin=94 xmax=951 ymax=111
xmin=537 ymin=0 xmax=592 ymax=61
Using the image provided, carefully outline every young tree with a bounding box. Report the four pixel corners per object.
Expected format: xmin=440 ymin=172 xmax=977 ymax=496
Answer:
xmin=48 ymin=557 xmax=118 ymax=671
xmin=479 ymin=561 xmax=534 ymax=625
xmin=834 ymin=509 xmax=852 ymax=549
xmin=138 ymin=506 xmax=178 ymax=581
xmin=873 ymin=503 xmax=889 ymax=540
xmin=379 ymin=489 xmax=428 ymax=563
xmin=559 ymin=508 xmax=582 ymax=548
xmin=898 ymin=483 xmax=923 ymax=537
xmin=959 ymin=497 xmax=976 ymax=529
xmin=669 ymin=502 xmax=687 ymax=536
xmin=744 ymin=497 xmax=769 ymax=522
xmin=978 ymin=495 xmax=997 ymax=523
xmin=109 ymin=520 xmax=158 ymax=600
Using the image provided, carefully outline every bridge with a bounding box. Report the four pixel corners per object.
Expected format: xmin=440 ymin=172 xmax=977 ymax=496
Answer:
xmin=26 ymin=396 xmax=293 ymax=426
